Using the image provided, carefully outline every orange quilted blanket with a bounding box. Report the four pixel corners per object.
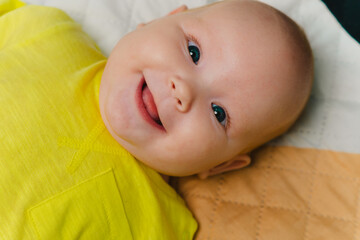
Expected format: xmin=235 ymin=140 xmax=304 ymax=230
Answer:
xmin=176 ymin=146 xmax=360 ymax=239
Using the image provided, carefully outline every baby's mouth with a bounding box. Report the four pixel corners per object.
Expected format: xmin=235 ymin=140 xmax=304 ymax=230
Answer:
xmin=141 ymin=81 xmax=163 ymax=127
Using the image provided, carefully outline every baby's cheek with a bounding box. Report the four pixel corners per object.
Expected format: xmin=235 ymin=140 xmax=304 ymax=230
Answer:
xmin=180 ymin=135 xmax=222 ymax=167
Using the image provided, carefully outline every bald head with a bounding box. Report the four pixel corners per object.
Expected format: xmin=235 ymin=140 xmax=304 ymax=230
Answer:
xmin=247 ymin=0 xmax=314 ymax=144
xmin=205 ymin=0 xmax=314 ymax=151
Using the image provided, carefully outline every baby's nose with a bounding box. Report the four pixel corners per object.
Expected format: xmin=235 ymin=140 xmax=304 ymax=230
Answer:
xmin=170 ymin=76 xmax=193 ymax=112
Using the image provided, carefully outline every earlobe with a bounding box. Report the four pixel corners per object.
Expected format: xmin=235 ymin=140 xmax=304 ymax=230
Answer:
xmin=197 ymin=154 xmax=251 ymax=180
xmin=167 ymin=5 xmax=188 ymax=16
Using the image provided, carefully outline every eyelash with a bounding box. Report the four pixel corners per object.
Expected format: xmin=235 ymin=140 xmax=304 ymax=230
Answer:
xmin=187 ymin=33 xmax=201 ymax=64
xmin=225 ymin=110 xmax=231 ymax=130
xmin=187 ymin=34 xmax=201 ymax=51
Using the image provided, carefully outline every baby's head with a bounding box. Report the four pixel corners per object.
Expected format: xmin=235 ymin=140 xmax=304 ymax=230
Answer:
xmin=99 ymin=0 xmax=313 ymax=178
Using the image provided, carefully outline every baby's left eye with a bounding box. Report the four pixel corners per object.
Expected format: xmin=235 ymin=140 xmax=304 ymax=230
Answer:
xmin=212 ymin=103 xmax=227 ymax=127
xmin=188 ymin=40 xmax=200 ymax=65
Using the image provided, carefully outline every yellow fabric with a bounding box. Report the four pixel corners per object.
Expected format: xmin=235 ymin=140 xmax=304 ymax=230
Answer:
xmin=0 ymin=3 xmax=197 ymax=240
xmin=0 ymin=0 xmax=24 ymax=16
xmin=177 ymin=146 xmax=360 ymax=239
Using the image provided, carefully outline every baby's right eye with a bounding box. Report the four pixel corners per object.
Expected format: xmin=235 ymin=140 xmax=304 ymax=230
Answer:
xmin=188 ymin=40 xmax=200 ymax=65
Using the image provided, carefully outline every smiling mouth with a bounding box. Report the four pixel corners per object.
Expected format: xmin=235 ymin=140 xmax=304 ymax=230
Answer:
xmin=137 ymin=77 xmax=164 ymax=130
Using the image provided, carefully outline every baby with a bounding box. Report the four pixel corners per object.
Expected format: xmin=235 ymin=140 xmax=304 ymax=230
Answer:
xmin=100 ymin=0 xmax=314 ymax=179
xmin=0 ymin=0 xmax=313 ymax=239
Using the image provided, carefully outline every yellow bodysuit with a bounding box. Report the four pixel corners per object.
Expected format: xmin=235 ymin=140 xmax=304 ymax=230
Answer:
xmin=0 ymin=1 xmax=197 ymax=239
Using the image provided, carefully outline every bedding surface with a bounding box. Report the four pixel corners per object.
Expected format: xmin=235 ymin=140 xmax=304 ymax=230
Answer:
xmin=22 ymin=0 xmax=360 ymax=239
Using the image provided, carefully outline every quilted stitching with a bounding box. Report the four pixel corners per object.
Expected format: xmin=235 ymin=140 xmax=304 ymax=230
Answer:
xmin=177 ymin=146 xmax=360 ymax=239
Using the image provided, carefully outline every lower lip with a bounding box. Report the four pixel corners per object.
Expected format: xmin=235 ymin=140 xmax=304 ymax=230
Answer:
xmin=136 ymin=77 xmax=165 ymax=131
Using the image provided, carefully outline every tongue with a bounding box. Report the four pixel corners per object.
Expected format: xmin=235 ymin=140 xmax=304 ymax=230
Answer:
xmin=142 ymin=85 xmax=160 ymax=122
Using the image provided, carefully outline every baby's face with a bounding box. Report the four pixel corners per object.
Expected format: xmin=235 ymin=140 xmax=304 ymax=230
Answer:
xmin=100 ymin=1 xmax=304 ymax=176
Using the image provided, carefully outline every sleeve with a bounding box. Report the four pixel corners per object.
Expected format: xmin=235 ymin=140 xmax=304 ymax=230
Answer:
xmin=0 ymin=0 xmax=25 ymax=16
xmin=0 ymin=3 xmax=76 ymax=51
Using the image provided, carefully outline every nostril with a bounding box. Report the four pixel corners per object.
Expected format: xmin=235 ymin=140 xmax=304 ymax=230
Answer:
xmin=172 ymin=82 xmax=176 ymax=89
xmin=177 ymin=99 xmax=182 ymax=105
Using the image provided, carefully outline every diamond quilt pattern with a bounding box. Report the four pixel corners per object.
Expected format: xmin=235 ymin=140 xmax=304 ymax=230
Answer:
xmin=176 ymin=146 xmax=360 ymax=239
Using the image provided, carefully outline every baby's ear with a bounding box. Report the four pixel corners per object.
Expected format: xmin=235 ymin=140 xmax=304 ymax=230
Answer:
xmin=167 ymin=5 xmax=188 ymax=16
xmin=197 ymin=154 xmax=251 ymax=180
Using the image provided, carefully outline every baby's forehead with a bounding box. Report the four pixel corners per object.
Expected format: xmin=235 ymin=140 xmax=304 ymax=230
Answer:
xmin=182 ymin=1 xmax=311 ymax=149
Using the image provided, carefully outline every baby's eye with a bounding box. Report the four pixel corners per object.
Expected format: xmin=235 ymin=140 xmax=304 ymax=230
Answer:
xmin=212 ymin=103 xmax=227 ymax=127
xmin=188 ymin=40 xmax=200 ymax=65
